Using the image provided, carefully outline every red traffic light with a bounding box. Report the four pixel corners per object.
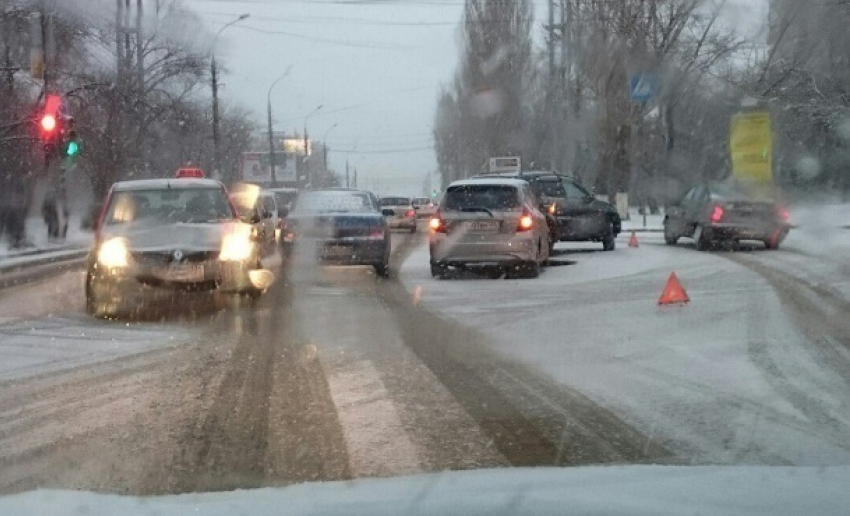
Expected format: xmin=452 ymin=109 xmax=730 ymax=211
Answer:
xmin=40 ymin=114 xmax=57 ymax=132
xmin=39 ymin=94 xmax=62 ymax=137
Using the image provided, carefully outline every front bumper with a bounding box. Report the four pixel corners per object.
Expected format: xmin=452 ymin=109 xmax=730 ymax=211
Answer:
xmin=89 ymin=258 xmax=257 ymax=295
xmin=430 ymin=234 xmax=536 ymax=265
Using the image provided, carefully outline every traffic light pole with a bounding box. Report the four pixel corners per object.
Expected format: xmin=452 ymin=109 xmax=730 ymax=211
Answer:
xmin=211 ymin=56 xmax=221 ymax=182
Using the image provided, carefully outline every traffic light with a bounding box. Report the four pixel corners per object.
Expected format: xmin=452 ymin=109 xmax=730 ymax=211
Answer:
xmin=39 ymin=94 xmax=62 ymax=141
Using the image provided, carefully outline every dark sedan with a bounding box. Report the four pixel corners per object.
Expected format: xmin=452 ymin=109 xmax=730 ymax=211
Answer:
xmin=663 ymin=181 xmax=791 ymax=250
xmin=281 ymin=189 xmax=392 ymax=277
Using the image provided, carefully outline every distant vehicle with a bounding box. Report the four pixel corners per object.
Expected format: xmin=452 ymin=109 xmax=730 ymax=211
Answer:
xmin=429 ymin=177 xmax=550 ymax=279
xmin=267 ymin=187 xmax=299 ymax=211
xmin=283 ymin=188 xmax=392 ymax=277
xmin=379 ymin=196 xmax=417 ymax=233
xmin=230 ymin=190 xmax=277 ymax=253
xmin=85 ymin=175 xmax=270 ymax=318
xmin=412 ymin=196 xmax=437 ymax=219
xmin=663 ymin=181 xmax=791 ymax=250
xmin=478 ymin=170 xmax=620 ymax=251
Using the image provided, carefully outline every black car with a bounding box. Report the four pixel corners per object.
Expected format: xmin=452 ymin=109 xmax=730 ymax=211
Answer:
xmin=282 ymin=188 xmax=392 ymax=277
xmin=86 ymin=177 xmax=270 ymax=318
xmin=663 ymin=181 xmax=791 ymax=250
xmin=478 ymin=171 xmax=621 ymax=251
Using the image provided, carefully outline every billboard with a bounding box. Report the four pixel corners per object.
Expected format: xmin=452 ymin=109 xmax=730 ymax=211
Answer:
xmin=241 ymin=152 xmax=296 ymax=183
xmin=489 ymin=156 xmax=521 ymax=173
xmin=730 ymin=111 xmax=772 ymax=184
xmin=282 ymin=138 xmax=311 ymax=156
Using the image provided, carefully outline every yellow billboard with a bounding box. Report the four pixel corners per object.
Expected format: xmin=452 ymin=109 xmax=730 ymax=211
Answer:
xmin=729 ymin=111 xmax=772 ymax=184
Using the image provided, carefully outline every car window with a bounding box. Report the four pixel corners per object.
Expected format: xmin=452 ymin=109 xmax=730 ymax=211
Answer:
xmin=294 ymin=191 xmax=377 ymax=213
xmin=379 ymin=197 xmax=410 ymax=207
xmin=442 ymin=184 xmax=521 ymax=211
xmin=563 ymin=180 xmax=590 ymax=200
xmin=534 ymin=178 xmax=566 ymax=198
xmin=104 ymin=188 xmax=234 ymax=225
xmin=262 ymin=196 xmax=276 ymax=215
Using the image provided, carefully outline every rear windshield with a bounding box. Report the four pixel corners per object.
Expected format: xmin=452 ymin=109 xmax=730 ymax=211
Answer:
xmin=294 ymin=191 xmax=377 ymax=213
xmin=104 ymin=187 xmax=234 ymax=226
xmin=413 ymin=197 xmax=430 ymax=205
xmin=442 ymin=185 xmax=520 ymax=211
xmin=533 ymin=178 xmax=566 ymax=198
xmin=380 ymin=197 xmax=411 ymax=207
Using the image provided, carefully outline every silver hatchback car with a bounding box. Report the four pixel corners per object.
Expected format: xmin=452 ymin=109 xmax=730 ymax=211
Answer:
xmin=428 ymin=178 xmax=550 ymax=279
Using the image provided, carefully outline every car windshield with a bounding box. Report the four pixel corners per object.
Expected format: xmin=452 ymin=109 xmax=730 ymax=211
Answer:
xmin=103 ymin=188 xmax=234 ymax=226
xmin=293 ymin=191 xmax=376 ymax=213
xmin=442 ymin=184 xmax=521 ymax=211
xmin=380 ymin=197 xmax=410 ymax=207
xmin=5 ymin=1 xmax=850 ymax=513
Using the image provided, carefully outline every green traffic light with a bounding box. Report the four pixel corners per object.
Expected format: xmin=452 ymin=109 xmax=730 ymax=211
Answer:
xmin=66 ymin=141 xmax=79 ymax=156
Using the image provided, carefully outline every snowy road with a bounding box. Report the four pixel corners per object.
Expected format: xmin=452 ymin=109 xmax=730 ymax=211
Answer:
xmin=0 ymin=217 xmax=848 ymax=495
xmin=401 ymin=223 xmax=850 ymax=466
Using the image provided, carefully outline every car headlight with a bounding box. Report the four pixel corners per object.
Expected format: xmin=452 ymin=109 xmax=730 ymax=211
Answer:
xmin=220 ymin=225 xmax=254 ymax=262
xmin=97 ymin=237 xmax=129 ymax=267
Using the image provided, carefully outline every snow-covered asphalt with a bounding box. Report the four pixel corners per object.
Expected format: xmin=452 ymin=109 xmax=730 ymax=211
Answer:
xmin=0 ymin=214 xmax=848 ymax=496
xmin=401 ymin=221 xmax=850 ymax=466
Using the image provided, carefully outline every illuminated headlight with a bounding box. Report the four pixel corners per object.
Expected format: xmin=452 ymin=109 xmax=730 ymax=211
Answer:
xmin=97 ymin=237 xmax=129 ymax=267
xmin=220 ymin=226 xmax=254 ymax=262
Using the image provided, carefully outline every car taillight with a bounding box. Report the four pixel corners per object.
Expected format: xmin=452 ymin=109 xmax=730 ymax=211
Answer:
xmin=709 ymin=205 xmax=724 ymax=223
xmin=548 ymin=204 xmax=556 ymax=215
xmin=429 ymin=217 xmax=446 ymax=233
xmin=370 ymin=229 xmax=384 ymax=238
xmin=778 ymin=206 xmax=790 ymax=222
xmin=406 ymin=209 xmax=415 ymax=218
xmin=518 ymin=211 xmax=533 ymax=231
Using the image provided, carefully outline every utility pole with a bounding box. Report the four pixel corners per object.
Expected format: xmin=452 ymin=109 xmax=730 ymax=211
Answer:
xmin=345 ymin=159 xmax=349 ymax=188
xmin=267 ymin=109 xmax=276 ymax=186
xmin=136 ymin=0 xmax=146 ymax=174
xmin=353 ymin=167 xmax=357 ymax=188
xmin=211 ymin=14 xmax=249 ymax=184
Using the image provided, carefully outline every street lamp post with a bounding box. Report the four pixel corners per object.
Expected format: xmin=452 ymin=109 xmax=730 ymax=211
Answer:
xmin=211 ymin=13 xmax=249 ymax=184
xmin=267 ymin=66 xmax=293 ymax=187
xmin=302 ymin=104 xmax=323 ymax=187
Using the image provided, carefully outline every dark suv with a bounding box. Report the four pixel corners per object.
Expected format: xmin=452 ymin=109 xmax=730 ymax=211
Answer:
xmin=478 ymin=171 xmax=621 ymax=251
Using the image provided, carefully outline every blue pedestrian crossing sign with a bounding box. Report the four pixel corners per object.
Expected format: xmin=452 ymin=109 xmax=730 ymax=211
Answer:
xmin=629 ymin=73 xmax=656 ymax=103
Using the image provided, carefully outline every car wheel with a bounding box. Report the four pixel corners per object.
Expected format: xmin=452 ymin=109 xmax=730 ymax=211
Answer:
xmin=85 ymin=274 xmax=121 ymax=319
xmin=602 ymin=225 xmax=616 ymax=251
xmin=663 ymin=219 xmax=679 ymax=245
xmin=374 ymin=262 xmax=390 ymax=278
xmin=694 ymin=225 xmax=713 ymax=251
xmin=430 ymin=262 xmax=447 ymax=279
xmin=764 ymin=238 xmax=780 ymax=250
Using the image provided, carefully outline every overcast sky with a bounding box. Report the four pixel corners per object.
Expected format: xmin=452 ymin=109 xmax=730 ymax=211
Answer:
xmin=184 ymin=0 xmax=766 ymax=197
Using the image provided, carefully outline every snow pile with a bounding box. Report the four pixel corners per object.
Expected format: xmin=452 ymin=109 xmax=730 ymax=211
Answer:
xmin=2 ymin=466 xmax=849 ymax=515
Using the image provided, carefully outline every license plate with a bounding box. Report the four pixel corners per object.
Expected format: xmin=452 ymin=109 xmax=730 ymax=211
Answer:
xmin=153 ymin=264 xmax=204 ymax=282
xmin=324 ymin=245 xmax=352 ymax=257
xmin=464 ymin=220 xmax=500 ymax=232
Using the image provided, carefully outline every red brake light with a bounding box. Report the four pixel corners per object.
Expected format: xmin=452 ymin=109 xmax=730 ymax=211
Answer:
xmin=518 ymin=211 xmax=534 ymax=231
xmin=406 ymin=209 xmax=416 ymax=218
xmin=710 ymin=205 xmax=724 ymax=223
xmin=429 ymin=217 xmax=446 ymax=233
xmin=778 ymin=207 xmax=790 ymax=222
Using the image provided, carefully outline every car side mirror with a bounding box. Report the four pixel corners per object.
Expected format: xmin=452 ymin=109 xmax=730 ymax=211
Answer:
xmin=278 ymin=207 xmax=289 ymax=218
xmin=381 ymin=208 xmax=395 ymax=217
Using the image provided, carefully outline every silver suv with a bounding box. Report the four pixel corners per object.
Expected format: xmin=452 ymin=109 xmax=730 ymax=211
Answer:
xmin=428 ymin=178 xmax=550 ymax=279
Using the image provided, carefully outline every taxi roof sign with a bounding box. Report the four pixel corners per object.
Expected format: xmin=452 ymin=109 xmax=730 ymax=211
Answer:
xmin=176 ymin=167 xmax=205 ymax=178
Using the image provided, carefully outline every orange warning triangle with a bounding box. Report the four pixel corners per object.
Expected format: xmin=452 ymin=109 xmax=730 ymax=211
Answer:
xmin=629 ymin=231 xmax=639 ymax=248
xmin=658 ymin=272 xmax=690 ymax=305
